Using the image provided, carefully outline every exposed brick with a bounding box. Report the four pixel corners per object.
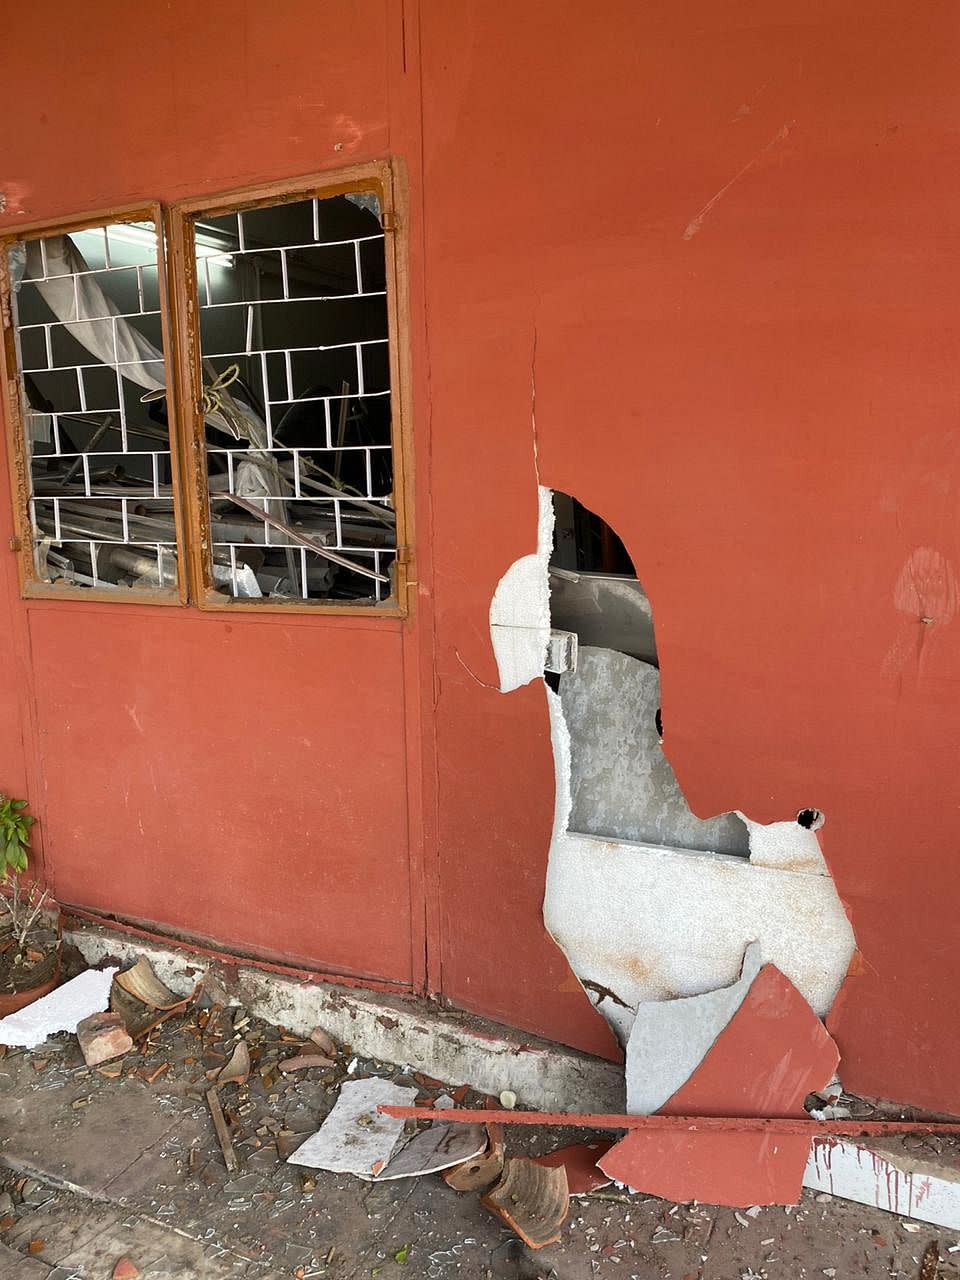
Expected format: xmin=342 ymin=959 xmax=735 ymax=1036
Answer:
xmin=76 ymin=1011 xmax=133 ymax=1067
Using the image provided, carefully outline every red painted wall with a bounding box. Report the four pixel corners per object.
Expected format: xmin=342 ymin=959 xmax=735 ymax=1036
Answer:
xmin=0 ymin=0 xmax=417 ymax=988
xmin=2 ymin=0 xmax=960 ymax=1111
xmin=417 ymin=1 xmax=960 ymax=1105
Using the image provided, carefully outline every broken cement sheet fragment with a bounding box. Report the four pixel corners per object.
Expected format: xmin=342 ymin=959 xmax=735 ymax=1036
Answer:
xmin=482 ymin=1156 xmax=569 ymax=1248
xmin=355 ymin=1122 xmax=488 ymax=1181
xmin=600 ymin=964 xmax=839 ymax=1207
xmin=288 ymin=1078 xmax=418 ymax=1177
xmin=533 ymin=1140 xmax=614 ymax=1194
xmin=625 ymin=941 xmax=762 ymax=1114
xmin=804 ymin=1135 xmax=960 ymax=1229
xmin=0 ymin=967 xmax=117 ymax=1048
xmin=489 ymin=485 xmax=554 ymax=692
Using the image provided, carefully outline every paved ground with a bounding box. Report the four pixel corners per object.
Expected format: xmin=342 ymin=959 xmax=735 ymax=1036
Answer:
xmin=0 ymin=986 xmax=956 ymax=1279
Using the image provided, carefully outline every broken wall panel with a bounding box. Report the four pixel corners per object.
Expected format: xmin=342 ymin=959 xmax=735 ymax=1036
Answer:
xmin=489 ymin=485 xmax=554 ymax=693
xmin=489 ymin=486 xmax=855 ymax=1057
xmin=560 ymin=645 xmax=751 ymax=856
xmin=600 ymin=963 xmax=840 ymax=1206
xmin=542 ymin=826 xmax=855 ymax=1046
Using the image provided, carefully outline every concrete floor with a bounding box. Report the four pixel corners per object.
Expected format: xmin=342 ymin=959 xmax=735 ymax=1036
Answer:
xmin=0 ymin=994 xmax=956 ymax=1280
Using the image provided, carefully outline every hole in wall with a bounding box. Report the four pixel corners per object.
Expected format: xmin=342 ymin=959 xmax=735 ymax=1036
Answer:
xmin=797 ymin=808 xmax=825 ymax=831
xmin=492 ymin=484 xmax=856 ymax=1041
xmin=552 ymin=494 xmax=634 ymax=575
xmin=548 ymin=491 xmax=751 ymax=858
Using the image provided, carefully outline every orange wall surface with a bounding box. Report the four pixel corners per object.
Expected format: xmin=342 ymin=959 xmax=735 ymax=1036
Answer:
xmin=2 ymin=1 xmax=960 ymax=1112
xmin=0 ymin=0 xmax=419 ymax=989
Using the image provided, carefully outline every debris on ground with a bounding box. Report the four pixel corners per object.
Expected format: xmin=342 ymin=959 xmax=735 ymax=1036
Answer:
xmin=533 ymin=1140 xmax=614 ymax=1194
xmin=287 ymin=1077 xmax=418 ymax=1176
xmin=77 ymin=1009 xmax=134 ymax=1066
xmin=481 ymin=1156 xmax=569 ymax=1248
xmin=308 ymin=1026 xmax=337 ymax=1057
xmin=919 ymin=1240 xmax=941 ymax=1279
xmin=0 ymin=966 xmax=117 ymax=1047
xmin=442 ymin=1120 xmax=505 ymax=1192
xmin=0 ymin=947 xmax=957 ymax=1276
xmin=111 ymin=955 xmax=201 ymax=1039
xmin=279 ymin=1053 xmax=337 ymax=1073
xmin=216 ymin=1038 xmax=251 ymax=1086
xmin=361 ymin=1120 xmax=487 ymax=1182
xmin=205 ymin=1085 xmax=239 ymax=1175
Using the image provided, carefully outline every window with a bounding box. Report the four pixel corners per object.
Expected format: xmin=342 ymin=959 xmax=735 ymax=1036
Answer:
xmin=1 ymin=210 xmax=182 ymax=597
xmin=0 ymin=164 xmax=408 ymax=612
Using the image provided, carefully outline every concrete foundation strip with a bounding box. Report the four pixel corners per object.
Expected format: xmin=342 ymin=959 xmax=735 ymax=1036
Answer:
xmin=381 ymin=1107 xmax=960 ymax=1137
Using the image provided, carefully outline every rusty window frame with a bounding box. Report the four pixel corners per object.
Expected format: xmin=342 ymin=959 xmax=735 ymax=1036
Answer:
xmin=0 ymin=204 xmax=188 ymax=604
xmin=166 ymin=161 xmax=411 ymax=616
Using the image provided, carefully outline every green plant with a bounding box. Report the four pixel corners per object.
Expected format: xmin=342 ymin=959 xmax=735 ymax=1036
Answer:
xmin=0 ymin=795 xmax=47 ymax=961
xmin=0 ymin=795 xmax=33 ymax=878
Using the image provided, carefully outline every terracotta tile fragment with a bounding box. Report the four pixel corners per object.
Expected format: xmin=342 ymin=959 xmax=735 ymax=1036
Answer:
xmin=309 ymin=1026 xmax=337 ymax=1056
xmin=278 ymin=1053 xmax=337 ymax=1073
xmin=112 ymin=1258 xmax=141 ymax=1280
xmin=443 ymin=1122 xmax=505 ymax=1192
xmin=482 ymin=1156 xmax=569 ymax=1248
xmin=533 ymin=1140 xmax=614 ymax=1194
xmin=137 ymin=1062 xmax=170 ymax=1084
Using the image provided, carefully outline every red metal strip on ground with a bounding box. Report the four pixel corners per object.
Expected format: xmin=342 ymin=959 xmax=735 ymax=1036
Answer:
xmin=379 ymin=1107 xmax=960 ymax=1137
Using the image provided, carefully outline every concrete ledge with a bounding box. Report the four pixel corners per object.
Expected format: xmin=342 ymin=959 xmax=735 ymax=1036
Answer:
xmin=66 ymin=922 xmax=626 ymax=1113
xmin=804 ymin=1137 xmax=960 ymax=1230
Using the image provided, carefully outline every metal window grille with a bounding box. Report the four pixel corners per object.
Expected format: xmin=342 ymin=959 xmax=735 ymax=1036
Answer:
xmin=191 ymin=191 xmax=397 ymax=604
xmin=9 ymin=220 xmax=178 ymax=593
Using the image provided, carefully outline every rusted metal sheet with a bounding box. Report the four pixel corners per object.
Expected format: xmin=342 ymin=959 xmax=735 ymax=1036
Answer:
xmin=380 ymin=1106 xmax=960 ymax=1138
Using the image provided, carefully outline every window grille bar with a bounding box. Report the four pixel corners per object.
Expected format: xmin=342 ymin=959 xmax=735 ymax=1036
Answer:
xmin=200 ymin=290 xmax=385 ymax=312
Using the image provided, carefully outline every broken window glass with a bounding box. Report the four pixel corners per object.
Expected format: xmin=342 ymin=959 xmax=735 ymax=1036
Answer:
xmin=190 ymin=192 xmax=396 ymax=604
xmin=8 ymin=219 xmax=179 ymax=593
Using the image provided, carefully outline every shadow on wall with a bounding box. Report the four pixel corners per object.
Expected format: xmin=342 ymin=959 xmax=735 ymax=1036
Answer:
xmin=489 ymin=486 xmax=855 ymax=1053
